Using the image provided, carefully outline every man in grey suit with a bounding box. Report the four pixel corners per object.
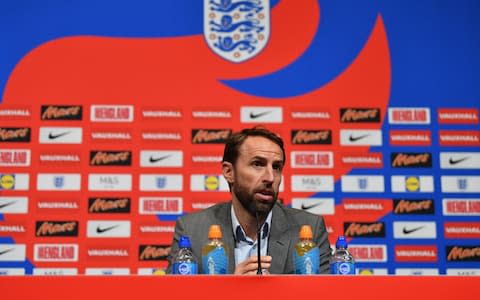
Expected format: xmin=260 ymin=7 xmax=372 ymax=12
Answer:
xmin=167 ymin=127 xmax=331 ymax=274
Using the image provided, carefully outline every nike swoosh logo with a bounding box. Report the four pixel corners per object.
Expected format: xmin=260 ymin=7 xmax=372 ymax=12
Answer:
xmin=301 ymin=202 xmax=322 ymax=210
xmin=0 ymin=248 xmax=14 ymax=256
xmin=402 ymin=226 xmax=425 ymax=234
xmin=48 ymin=131 xmax=71 ymax=139
xmin=96 ymin=225 xmax=120 ymax=234
xmin=349 ymin=134 xmax=370 ymax=142
xmin=249 ymin=111 xmax=271 ymax=119
xmin=149 ymin=155 xmax=171 ymax=163
xmin=0 ymin=201 xmax=15 ymax=210
xmin=449 ymin=157 xmax=470 ymax=165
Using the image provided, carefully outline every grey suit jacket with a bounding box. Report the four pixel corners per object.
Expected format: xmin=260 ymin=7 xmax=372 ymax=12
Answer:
xmin=167 ymin=201 xmax=331 ymax=274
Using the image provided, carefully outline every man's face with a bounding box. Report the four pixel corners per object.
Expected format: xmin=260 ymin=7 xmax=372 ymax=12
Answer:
xmin=227 ymin=136 xmax=284 ymax=217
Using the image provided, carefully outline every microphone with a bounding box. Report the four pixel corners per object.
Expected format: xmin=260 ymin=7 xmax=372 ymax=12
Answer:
xmin=255 ymin=211 xmax=262 ymax=275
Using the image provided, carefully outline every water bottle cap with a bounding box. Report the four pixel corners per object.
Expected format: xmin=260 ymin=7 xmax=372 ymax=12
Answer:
xmin=299 ymin=225 xmax=313 ymax=239
xmin=208 ymin=224 xmax=222 ymax=239
xmin=336 ymin=235 xmax=348 ymax=248
xmin=179 ymin=235 xmax=192 ymax=248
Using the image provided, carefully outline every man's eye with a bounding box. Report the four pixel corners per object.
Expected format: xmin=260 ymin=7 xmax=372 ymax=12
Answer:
xmin=252 ymin=161 xmax=263 ymax=167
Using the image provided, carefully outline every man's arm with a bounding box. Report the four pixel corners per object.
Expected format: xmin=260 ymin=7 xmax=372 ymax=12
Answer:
xmin=314 ymin=216 xmax=332 ymax=274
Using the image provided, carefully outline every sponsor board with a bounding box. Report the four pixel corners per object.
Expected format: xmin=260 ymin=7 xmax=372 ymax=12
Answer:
xmin=446 ymin=268 xmax=480 ymax=276
xmin=442 ymin=199 xmax=480 ymax=216
xmin=85 ymin=268 xmax=130 ymax=275
xmin=340 ymin=129 xmax=382 ymax=146
xmin=446 ymin=245 xmax=480 ymax=262
xmin=190 ymin=175 xmax=229 ymax=192
xmin=0 ymin=106 xmax=31 ymax=120
xmin=388 ymin=107 xmax=431 ymax=125
xmin=87 ymin=220 xmax=131 ymax=238
xmin=138 ymin=224 xmax=175 ymax=235
xmin=33 ymin=244 xmax=78 ymax=262
xmin=141 ymin=108 xmax=182 ymax=120
xmin=240 ymin=106 xmax=283 ymax=123
xmin=191 ymin=153 xmax=223 ymax=166
xmin=291 ymin=130 xmax=332 ymax=145
xmin=87 ymin=246 xmax=130 ymax=261
xmin=0 ymin=197 xmax=28 ymax=214
xmin=88 ymin=174 xmax=132 ymax=191
xmin=0 ymin=149 xmax=30 ymax=166
xmin=90 ymin=105 xmax=133 ymax=122
xmin=0 ymin=222 xmax=26 ymax=236
xmin=291 ymin=198 xmax=335 ymax=215
xmin=138 ymin=245 xmax=171 ymax=261
xmin=344 ymin=222 xmax=385 ymax=238
xmin=139 ymin=174 xmax=183 ymax=191
xmin=41 ymin=105 xmax=82 ymax=121
xmin=347 ymin=244 xmax=387 ymax=262
xmin=33 ymin=268 xmax=78 ymax=275
xmin=0 ymin=244 xmax=26 ymax=261
xmin=139 ymin=197 xmax=183 ymax=215
xmin=394 ymin=245 xmax=438 ymax=262
xmin=342 ymin=199 xmax=392 ymax=214
xmin=290 ymin=175 xmax=334 ymax=192
xmin=438 ymin=108 xmax=479 ymax=124
xmin=391 ymin=176 xmax=434 ymax=192
xmin=90 ymin=129 xmax=132 ymax=142
xmin=35 ymin=221 xmax=79 ymax=237
xmin=389 ymin=130 xmax=432 ymax=146
xmin=290 ymin=151 xmax=333 ymax=169
xmin=191 ymin=129 xmax=231 ymax=144
xmin=441 ymin=176 xmax=480 ymax=193
xmin=90 ymin=151 xmax=132 ymax=166
xmin=439 ymin=130 xmax=480 ymax=146
xmin=394 ymin=268 xmax=439 ymax=275
xmin=341 ymin=175 xmax=385 ymax=193
xmin=391 ymin=152 xmax=432 ymax=168
xmin=340 ymin=153 xmax=383 ymax=168
xmin=0 ymin=127 xmax=31 ymax=143
xmin=440 ymin=152 xmax=480 ymax=169
xmin=140 ymin=150 xmax=183 ymax=167
xmin=340 ymin=108 xmax=381 ymax=123
xmin=393 ymin=221 xmax=437 ymax=239
xmin=444 ymin=222 xmax=480 ymax=239
xmin=36 ymin=199 xmax=80 ymax=213
xmin=393 ymin=199 xmax=435 ymax=215
xmin=0 ymin=174 xmax=29 ymax=190
xmin=39 ymin=127 xmax=83 ymax=144
xmin=37 ymin=174 xmax=81 ymax=191
xmin=88 ymin=197 xmax=131 ymax=213
xmin=0 ymin=268 xmax=26 ymax=275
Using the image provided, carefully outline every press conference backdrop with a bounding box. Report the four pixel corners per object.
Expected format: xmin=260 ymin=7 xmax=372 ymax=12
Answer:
xmin=0 ymin=0 xmax=479 ymax=276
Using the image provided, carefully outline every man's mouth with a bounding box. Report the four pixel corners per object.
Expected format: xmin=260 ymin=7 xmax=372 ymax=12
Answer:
xmin=255 ymin=189 xmax=275 ymax=201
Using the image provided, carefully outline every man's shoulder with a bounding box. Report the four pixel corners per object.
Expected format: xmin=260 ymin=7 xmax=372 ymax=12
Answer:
xmin=179 ymin=202 xmax=230 ymax=223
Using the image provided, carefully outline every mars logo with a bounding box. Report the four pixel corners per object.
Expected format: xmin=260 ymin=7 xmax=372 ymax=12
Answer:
xmin=446 ymin=246 xmax=480 ymax=262
xmin=291 ymin=130 xmax=332 ymax=145
xmin=393 ymin=199 xmax=434 ymax=215
xmin=192 ymin=129 xmax=231 ymax=144
xmin=90 ymin=151 xmax=132 ymax=166
xmin=0 ymin=127 xmax=30 ymax=142
xmin=391 ymin=152 xmax=432 ymax=168
xmin=88 ymin=197 xmax=131 ymax=213
xmin=204 ymin=0 xmax=270 ymax=63
xmin=41 ymin=105 xmax=82 ymax=120
xmin=344 ymin=222 xmax=385 ymax=238
xmin=35 ymin=221 xmax=78 ymax=237
xmin=340 ymin=108 xmax=381 ymax=123
xmin=139 ymin=245 xmax=171 ymax=261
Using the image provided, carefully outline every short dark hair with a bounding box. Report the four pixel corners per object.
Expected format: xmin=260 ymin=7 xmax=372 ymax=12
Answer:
xmin=222 ymin=127 xmax=286 ymax=165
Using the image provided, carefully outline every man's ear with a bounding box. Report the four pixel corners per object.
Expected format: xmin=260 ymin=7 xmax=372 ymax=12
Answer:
xmin=222 ymin=161 xmax=234 ymax=184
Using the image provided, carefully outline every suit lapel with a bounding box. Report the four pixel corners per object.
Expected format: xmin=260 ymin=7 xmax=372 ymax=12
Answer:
xmin=268 ymin=203 xmax=291 ymax=274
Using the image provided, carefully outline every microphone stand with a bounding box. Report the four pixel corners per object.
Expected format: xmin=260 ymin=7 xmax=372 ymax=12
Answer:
xmin=256 ymin=211 xmax=262 ymax=275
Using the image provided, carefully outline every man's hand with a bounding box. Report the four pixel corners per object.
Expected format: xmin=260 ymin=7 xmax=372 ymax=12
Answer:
xmin=234 ymin=255 xmax=272 ymax=275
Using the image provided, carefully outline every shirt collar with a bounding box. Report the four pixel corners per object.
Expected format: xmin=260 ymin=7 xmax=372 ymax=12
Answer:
xmin=231 ymin=205 xmax=272 ymax=245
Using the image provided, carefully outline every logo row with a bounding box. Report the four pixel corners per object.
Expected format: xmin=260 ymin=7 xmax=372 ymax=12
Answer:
xmin=2 ymin=127 xmax=479 ymax=146
xmin=1 ymin=105 xmax=479 ymax=125
xmin=1 ymin=197 xmax=479 ymax=216
xmin=2 ymin=149 xmax=480 ymax=169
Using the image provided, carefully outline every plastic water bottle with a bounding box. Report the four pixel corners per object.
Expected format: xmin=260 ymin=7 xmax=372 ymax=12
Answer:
xmin=201 ymin=224 xmax=228 ymax=274
xmin=330 ymin=235 xmax=355 ymax=275
xmin=293 ymin=225 xmax=320 ymax=274
xmin=172 ymin=235 xmax=198 ymax=275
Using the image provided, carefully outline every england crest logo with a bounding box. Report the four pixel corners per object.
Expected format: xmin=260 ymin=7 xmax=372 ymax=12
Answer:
xmin=204 ymin=0 xmax=270 ymax=63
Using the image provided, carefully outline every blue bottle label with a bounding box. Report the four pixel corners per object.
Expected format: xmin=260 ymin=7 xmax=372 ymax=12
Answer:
xmin=332 ymin=262 xmax=355 ymax=275
xmin=173 ymin=262 xmax=198 ymax=275
xmin=202 ymin=247 xmax=228 ymax=274
xmin=294 ymin=247 xmax=320 ymax=274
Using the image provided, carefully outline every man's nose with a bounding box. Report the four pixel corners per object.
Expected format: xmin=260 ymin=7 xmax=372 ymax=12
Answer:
xmin=262 ymin=166 xmax=275 ymax=183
